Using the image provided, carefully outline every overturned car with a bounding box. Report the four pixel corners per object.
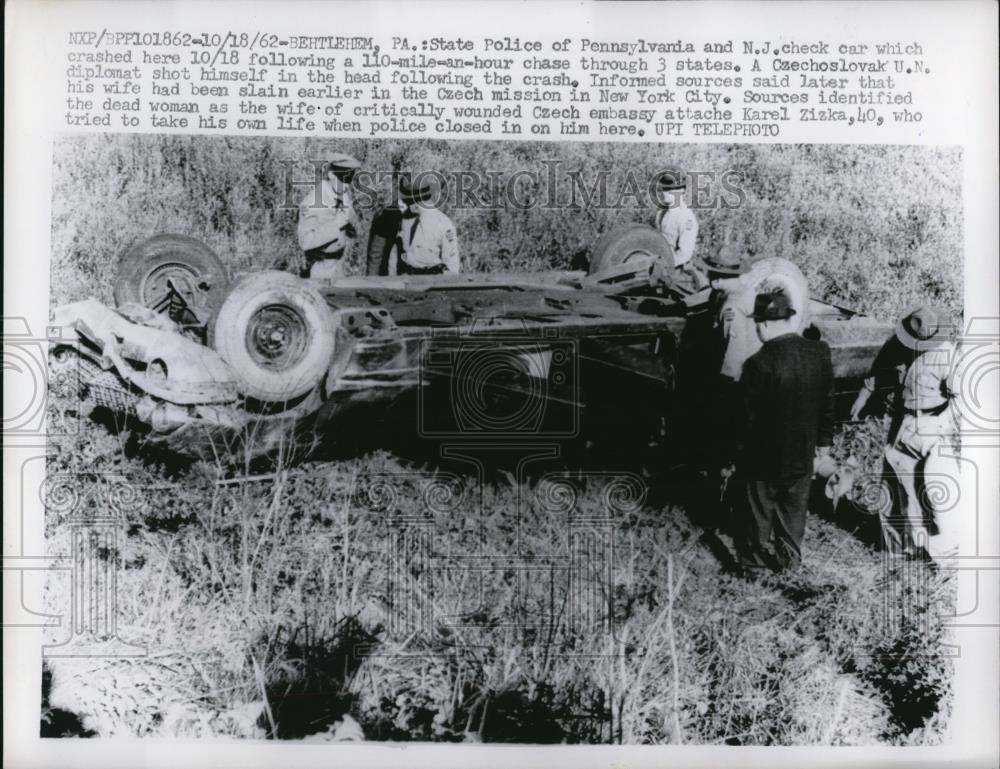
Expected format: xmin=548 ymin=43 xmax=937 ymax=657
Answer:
xmin=50 ymin=227 xmax=893 ymax=463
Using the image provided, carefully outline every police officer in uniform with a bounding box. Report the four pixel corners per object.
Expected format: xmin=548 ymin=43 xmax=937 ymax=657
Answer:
xmin=654 ymin=170 xmax=708 ymax=292
xmin=850 ymin=306 xmax=959 ymax=565
xmin=296 ymin=153 xmax=360 ymax=280
xmin=388 ymin=176 xmax=460 ymax=276
xmin=702 ymin=249 xmax=753 ymax=384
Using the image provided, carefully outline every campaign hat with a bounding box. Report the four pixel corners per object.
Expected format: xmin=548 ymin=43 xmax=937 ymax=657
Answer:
xmin=895 ymin=305 xmax=943 ymax=350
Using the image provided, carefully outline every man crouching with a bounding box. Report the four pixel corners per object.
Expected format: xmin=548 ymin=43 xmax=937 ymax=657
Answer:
xmin=734 ymin=290 xmax=835 ymax=574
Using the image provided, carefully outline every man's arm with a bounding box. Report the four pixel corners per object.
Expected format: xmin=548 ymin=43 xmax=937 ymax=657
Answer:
xmin=298 ymin=205 xmax=350 ymax=253
xmin=849 ymin=375 xmax=875 ymax=421
xmin=441 ymin=224 xmax=460 ymax=273
xmin=674 ymin=211 xmax=698 ymax=268
xmin=931 ymin=344 xmax=957 ymax=400
xmin=851 ymin=336 xmax=908 ymax=419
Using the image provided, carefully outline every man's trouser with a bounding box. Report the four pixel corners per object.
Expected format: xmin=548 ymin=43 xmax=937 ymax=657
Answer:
xmin=737 ymin=474 xmax=812 ymax=572
xmin=881 ymin=409 xmax=960 ymax=565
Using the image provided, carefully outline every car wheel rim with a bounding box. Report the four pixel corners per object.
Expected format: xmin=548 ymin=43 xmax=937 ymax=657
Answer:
xmin=141 ymin=262 xmax=202 ymax=309
xmin=623 ymin=249 xmax=652 ymax=263
xmin=245 ymin=304 xmax=309 ymax=371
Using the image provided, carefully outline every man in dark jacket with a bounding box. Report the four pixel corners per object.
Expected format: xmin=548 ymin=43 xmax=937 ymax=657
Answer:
xmin=735 ymin=289 xmax=835 ymax=573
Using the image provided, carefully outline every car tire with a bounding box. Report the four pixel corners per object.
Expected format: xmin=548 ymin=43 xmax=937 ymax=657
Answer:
xmin=208 ymin=271 xmax=336 ymax=403
xmin=113 ymin=234 xmax=229 ymax=324
xmin=588 ymin=223 xmax=673 ymax=275
xmin=744 ymin=257 xmax=811 ymax=330
xmin=365 ymin=206 xmax=402 ymax=276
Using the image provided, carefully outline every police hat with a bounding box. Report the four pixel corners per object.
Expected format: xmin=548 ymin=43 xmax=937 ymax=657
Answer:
xmin=327 ymin=153 xmax=361 ymax=176
xmin=701 ymin=247 xmax=747 ymax=276
xmin=895 ymin=305 xmax=943 ymax=350
xmin=751 ymin=290 xmax=797 ymax=322
xmin=655 ymin=170 xmax=687 ymax=191
xmin=399 ymin=175 xmax=434 ymax=203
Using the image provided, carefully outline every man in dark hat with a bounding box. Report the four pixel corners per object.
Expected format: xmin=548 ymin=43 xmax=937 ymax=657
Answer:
xmin=297 ymin=152 xmax=361 ymax=280
xmin=733 ymin=289 xmax=835 ymax=574
xmin=850 ymin=306 xmax=958 ymax=564
xmin=701 ymin=255 xmax=813 ymax=533
xmin=709 ymin=256 xmax=811 ymax=384
xmin=654 ymin=170 xmax=707 ymax=291
xmin=387 ymin=175 xmax=460 ymax=276
xmin=703 ymin=247 xmax=753 ymax=382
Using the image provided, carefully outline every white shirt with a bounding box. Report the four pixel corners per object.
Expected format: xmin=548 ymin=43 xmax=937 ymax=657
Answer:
xmin=391 ymin=206 xmax=460 ymax=273
xmin=656 ymin=202 xmax=698 ymax=267
xmin=902 ymin=342 xmax=955 ymax=412
xmin=297 ymin=178 xmax=353 ymax=254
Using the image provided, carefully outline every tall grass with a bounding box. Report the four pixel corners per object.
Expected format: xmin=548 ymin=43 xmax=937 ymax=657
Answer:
xmin=51 ymin=136 xmax=962 ymax=325
xmin=43 ymin=395 xmax=953 ymax=743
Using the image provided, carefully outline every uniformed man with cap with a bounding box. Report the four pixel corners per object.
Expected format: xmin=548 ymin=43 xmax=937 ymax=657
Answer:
xmin=654 ymin=170 xmax=708 ymax=292
xmin=387 ymin=176 xmax=461 ymax=276
xmin=734 ymin=289 xmax=835 ymax=574
xmin=702 ymin=249 xmax=754 ymax=383
xmin=850 ymin=306 xmax=959 ymax=564
xmin=297 ymin=153 xmax=360 ymax=280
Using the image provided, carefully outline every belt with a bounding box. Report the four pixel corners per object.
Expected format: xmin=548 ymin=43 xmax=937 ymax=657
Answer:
xmin=902 ymin=401 xmax=950 ymax=417
xmin=304 ymin=247 xmax=344 ymax=261
xmin=398 ymin=261 xmax=445 ymax=276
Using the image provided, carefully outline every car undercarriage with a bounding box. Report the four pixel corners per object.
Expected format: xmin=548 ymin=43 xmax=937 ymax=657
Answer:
xmin=49 ymin=229 xmax=893 ymax=463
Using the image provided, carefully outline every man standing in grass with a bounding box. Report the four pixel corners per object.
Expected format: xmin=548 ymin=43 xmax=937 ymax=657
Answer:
xmin=703 ymin=255 xmax=810 ymax=514
xmin=297 ymin=153 xmax=360 ymax=280
xmin=734 ymin=290 xmax=835 ymax=574
xmin=849 ymin=306 xmax=959 ymax=565
xmin=654 ymin=170 xmax=708 ymax=292
xmin=387 ymin=176 xmax=461 ymax=276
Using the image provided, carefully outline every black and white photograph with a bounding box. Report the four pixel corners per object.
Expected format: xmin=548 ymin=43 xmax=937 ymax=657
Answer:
xmin=40 ymin=134 xmax=965 ymax=744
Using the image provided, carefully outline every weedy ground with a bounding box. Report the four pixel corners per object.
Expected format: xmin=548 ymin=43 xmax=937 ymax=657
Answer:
xmin=42 ymin=401 xmax=954 ymax=745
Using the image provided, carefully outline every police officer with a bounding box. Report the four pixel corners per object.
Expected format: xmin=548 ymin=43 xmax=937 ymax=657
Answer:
xmin=296 ymin=153 xmax=360 ymax=280
xmin=388 ymin=176 xmax=461 ymax=276
xmin=702 ymin=249 xmax=753 ymax=384
xmin=654 ymin=170 xmax=707 ymax=291
xmin=850 ymin=306 xmax=959 ymax=565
